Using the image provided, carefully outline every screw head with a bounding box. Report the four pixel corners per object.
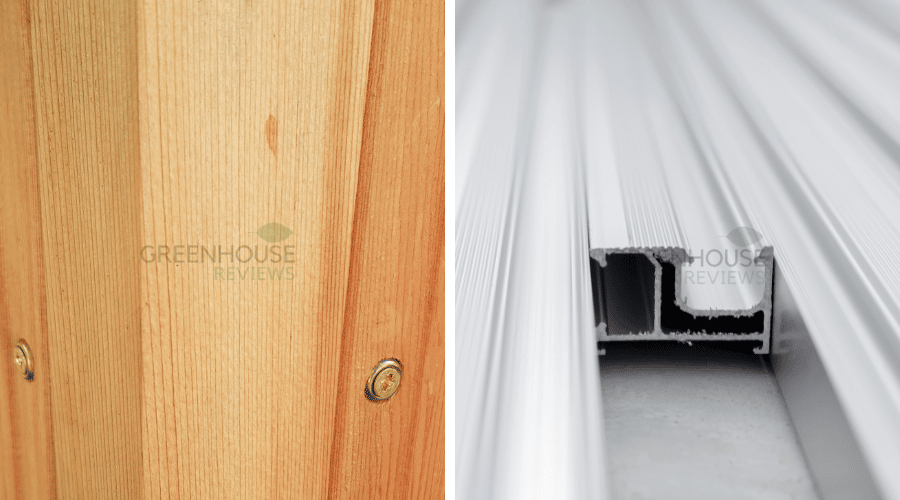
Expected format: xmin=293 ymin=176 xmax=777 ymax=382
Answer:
xmin=14 ymin=339 xmax=34 ymax=380
xmin=365 ymin=358 xmax=402 ymax=402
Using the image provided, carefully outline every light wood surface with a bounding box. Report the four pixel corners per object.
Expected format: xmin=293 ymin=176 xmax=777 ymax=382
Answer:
xmin=0 ymin=0 xmax=57 ymax=498
xmin=324 ymin=0 xmax=445 ymax=496
xmin=1 ymin=0 xmax=443 ymax=498
xmin=28 ymin=0 xmax=145 ymax=497
xmin=139 ymin=0 xmax=375 ymax=498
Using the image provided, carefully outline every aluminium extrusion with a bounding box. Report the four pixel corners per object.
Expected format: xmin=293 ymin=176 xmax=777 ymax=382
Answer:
xmin=456 ymin=0 xmax=607 ymax=499
xmin=581 ymin=0 xmax=900 ymax=498
xmin=591 ymin=247 xmax=773 ymax=354
xmin=459 ymin=0 xmax=900 ymax=498
xmin=584 ymin=0 xmax=776 ymax=353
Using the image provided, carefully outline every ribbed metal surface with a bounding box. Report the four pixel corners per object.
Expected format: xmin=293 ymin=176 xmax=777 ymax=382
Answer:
xmin=458 ymin=0 xmax=900 ymax=498
xmin=456 ymin=1 xmax=606 ymax=498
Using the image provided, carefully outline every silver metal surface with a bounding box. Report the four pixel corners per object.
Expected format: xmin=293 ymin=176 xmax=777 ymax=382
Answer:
xmin=772 ymin=264 xmax=882 ymax=500
xmin=456 ymin=1 xmax=607 ymax=498
xmin=592 ymin=247 xmax=773 ymax=354
xmin=458 ymin=0 xmax=900 ymax=498
xmin=601 ymin=343 xmax=818 ymax=500
xmin=581 ymin=0 xmax=900 ymax=496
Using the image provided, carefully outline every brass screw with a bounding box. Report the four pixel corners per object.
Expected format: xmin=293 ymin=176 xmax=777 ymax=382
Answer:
xmin=365 ymin=358 xmax=402 ymax=402
xmin=14 ymin=339 xmax=34 ymax=381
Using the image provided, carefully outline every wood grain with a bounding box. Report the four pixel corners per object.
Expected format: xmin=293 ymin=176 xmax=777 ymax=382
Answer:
xmin=139 ymin=0 xmax=376 ymax=498
xmin=27 ymin=0 xmax=144 ymax=497
xmin=139 ymin=0 xmax=443 ymax=498
xmin=325 ymin=0 xmax=445 ymax=497
xmin=2 ymin=0 xmax=443 ymax=497
xmin=0 ymin=0 xmax=57 ymax=498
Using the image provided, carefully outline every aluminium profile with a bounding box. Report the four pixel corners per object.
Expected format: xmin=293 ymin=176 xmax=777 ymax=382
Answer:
xmin=584 ymin=0 xmax=776 ymax=354
xmin=459 ymin=0 xmax=900 ymax=498
xmin=591 ymin=247 xmax=773 ymax=354
xmin=456 ymin=1 xmax=607 ymax=499
xmin=580 ymin=0 xmax=900 ymax=498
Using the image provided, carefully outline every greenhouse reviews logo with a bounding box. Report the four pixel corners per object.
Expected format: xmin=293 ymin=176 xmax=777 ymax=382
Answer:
xmin=140 ymin=223 xmax=296 ymax=282
xmin=682 ymin=226 xmax=766 ymax=286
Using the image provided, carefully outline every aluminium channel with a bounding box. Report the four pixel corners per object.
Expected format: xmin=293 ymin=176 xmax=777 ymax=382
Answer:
xmin=457 ymin=0 xmax=900 ymax=499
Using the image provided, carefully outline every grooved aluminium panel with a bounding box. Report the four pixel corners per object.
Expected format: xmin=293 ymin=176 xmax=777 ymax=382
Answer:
xmin=581 ymin=0 xmax=900 ymax=498
xmin=456 ymin=0 xmax=607 ymax=498
xmin=459 ymin=0 xmax=900 ymax=498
